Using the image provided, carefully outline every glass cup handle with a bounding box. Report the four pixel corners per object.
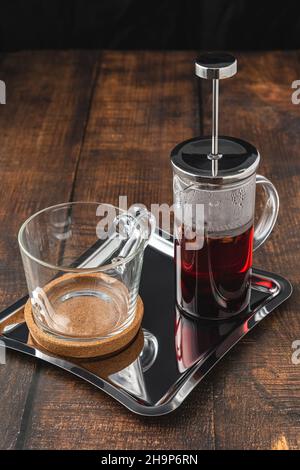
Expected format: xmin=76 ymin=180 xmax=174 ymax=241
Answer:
xmin=254 ymin=174 xmax=279 ymax=251
xmin=128 ymin=205 xmax=156 ymax=247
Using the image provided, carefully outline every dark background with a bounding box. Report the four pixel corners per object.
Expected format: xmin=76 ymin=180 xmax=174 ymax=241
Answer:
xmin=1 ymin=0 xmax=300 ymax=51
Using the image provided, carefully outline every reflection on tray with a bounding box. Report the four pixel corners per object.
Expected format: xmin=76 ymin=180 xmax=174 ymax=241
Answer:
xmin=77 ymin=329 xmax=158 ymax=402
xmin=0 ymin=306 xmax=160 ymax=403
xmin=175 ymin=272 xmax=280 ymax=373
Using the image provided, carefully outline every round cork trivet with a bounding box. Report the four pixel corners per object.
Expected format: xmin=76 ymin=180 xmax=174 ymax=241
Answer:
xmin=24 ymin=274 xmax=144 ymax=358
xmin=27 ymin=328 xmax=144 ymax=375
xmin=75 ymin=329 xmax=144 ymax=377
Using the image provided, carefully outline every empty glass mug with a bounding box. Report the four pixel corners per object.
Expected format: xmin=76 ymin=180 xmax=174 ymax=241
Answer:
xmin=18 ymin=202 xmax=155 ymax=341
xmin=171 ymin=136 xmax=279 ymax=320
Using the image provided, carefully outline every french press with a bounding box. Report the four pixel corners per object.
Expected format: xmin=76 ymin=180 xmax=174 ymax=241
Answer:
xmin=171 ymin=52 xmax=279 ymax=320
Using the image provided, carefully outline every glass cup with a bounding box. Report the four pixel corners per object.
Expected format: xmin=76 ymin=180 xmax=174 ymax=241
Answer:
xmin=18 ymin=202 xmax=155 ymax=341
xmin=174 ymin=173 xmax=279 ymax=320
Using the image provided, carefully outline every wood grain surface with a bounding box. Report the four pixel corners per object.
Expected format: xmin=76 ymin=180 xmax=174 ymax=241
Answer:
xmin=0 ymin=50 xmax=299 ymax=450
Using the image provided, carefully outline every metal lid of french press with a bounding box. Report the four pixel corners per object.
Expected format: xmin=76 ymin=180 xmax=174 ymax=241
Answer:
xmin=171 ymin=52 xmax=260 ymax=184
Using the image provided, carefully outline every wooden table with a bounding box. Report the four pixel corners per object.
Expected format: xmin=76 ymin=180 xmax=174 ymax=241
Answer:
xmin=0 ymin=50 xmax=299 ymax=450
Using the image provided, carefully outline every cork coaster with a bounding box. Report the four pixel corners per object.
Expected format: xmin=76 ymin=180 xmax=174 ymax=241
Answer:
xmin=24 ymin=273 xmax=144 ymax=358
xmin=27 ymin=328 xmax=145 ymax=376
xmin=73 ymin=329 xmax=144 ymax=377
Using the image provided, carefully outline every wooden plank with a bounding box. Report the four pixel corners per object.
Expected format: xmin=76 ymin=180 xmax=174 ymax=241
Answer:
xmin=0 ymin=50 xmax=98 ymax=449
xmin=200 ymin=51 xmax=300 ymax=449
xmin=73 ymin=51 xmax=200 ymax=208
xmin=20 ymin=51 xmax=217 ymax=450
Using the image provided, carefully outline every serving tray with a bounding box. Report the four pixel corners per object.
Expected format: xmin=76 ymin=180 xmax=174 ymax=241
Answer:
xmin=0 ymin=232 xmax=292 ymax=416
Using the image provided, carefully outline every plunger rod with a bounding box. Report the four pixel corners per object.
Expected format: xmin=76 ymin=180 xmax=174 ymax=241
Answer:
xmin=211 ymin=78 xmax=219 ymax=176
xmin=212 ymin=78 xmax=219 ymax=156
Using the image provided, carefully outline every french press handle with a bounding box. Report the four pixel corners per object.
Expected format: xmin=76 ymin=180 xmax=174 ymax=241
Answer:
xmin=195 ymin=52 xmax=237 ymax=175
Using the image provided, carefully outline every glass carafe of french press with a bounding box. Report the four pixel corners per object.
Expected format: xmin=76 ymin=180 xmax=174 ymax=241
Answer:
xmin=171 ymin=53 xmax=279 ymax=320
